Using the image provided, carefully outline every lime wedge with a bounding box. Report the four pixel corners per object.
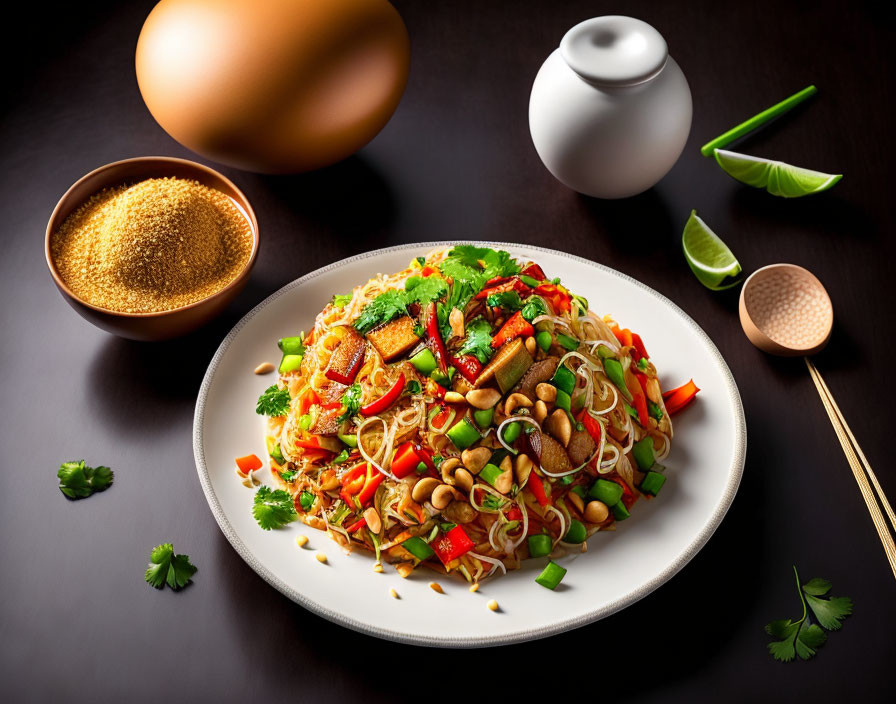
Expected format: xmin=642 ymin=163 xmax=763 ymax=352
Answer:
xmin=682 ymin=210 xmax=743 ymax=290
xmin=714 ymin=149 xmax=842 ymax=198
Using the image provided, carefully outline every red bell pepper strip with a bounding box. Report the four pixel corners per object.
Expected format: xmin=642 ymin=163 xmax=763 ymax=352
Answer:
xmin=340 ymin=463 xmax=368 ymax=503
xmin=631 ymin=332 xmax=649 ymax=360
xmin=235 ymin=454 xmax=262 ymax=473
xmin=521 ymin=263 xmax=546 ymax=281
xmin=296 ymin=388 xmax=320 ymax=417
xmin=345 ymin=517 xmax=367 ymax=533
xmin=450 ymin=354 xmax=482 ymax=383
xmin=424 ymin=378 xmax=447 ymax=399
xmin=491 ymin=311 xmax=534 ymax=348
xmin=534 ymin=283 xmax=571 ymax=313
xmin=358 ymin=469 xmax=384 ymax=506
xmin=577 ymin=409 xmax=603 ymax=447
xmin=420 ymin=265 xmax=438 ymax=277
xmin=506 ymin=507 xmax=523 ymax=522
xmin=474 ymin=277 xmax=531 ymax=301
xmin=662 ymin=380 xmax=700 ymax=415
xmin=630 ymin=371 xmax=650 ymax=427
xmin=527 ymin=473 xmax=550 ymax=507
xmin=359 ymin=373 xmax=406 ymax=416
xmin=432 ymin=525 xmax=475 ymax=566
xmin=391 ymin=442 xmax=423 ymax=479
xmin=424 ymin=302 xmax=448 ymax=373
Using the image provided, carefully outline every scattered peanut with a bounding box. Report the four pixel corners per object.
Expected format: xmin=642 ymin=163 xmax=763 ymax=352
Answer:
xmin=254 ymin=362 xmax=275 ymax=375
xmin=533 ymin=399 xmax=549 ymax=423
xmin=584 ymin=500 xmax=610 ymax=523
xmin=411 ymin=477 xmax=440 ymax=502
xmin=295 ymin=535 xmax=309 ymax=548
xmin=315 ymin=552 xmax=327 ymax=564
xmin=466 ymin=388 xmax=501 ymax=409
xmin=429 ymin=582 xmax=444 ymax=594
xmin=535 ymin=382 xmax=557 ymax=403
xmin=524 ymin=336 xmax=537 ymax=356
xmin=390 ymin=587 xmax=399 ymax=599
xmin=546 ymin=408 xmax=572 ymax=446
xmin=363 ymin=507 xmax=382 ymax=534
xmin=514 ymin=453 xmax=533 ymax=485
xmin=373 ymin=563 xmax=384 ymax=573
xmin=395 ymin=563 xmax=415 ymax=579
xmin=469 ymin=583 xmax=480 ymax=593
xmin=444 ymin=390 xmax=466 ymax=404
xmin=461 ymin=446 xmax=491 ymax=474
xmin=440 ymin=457 xmax=462 ymax=485
xmin=495 ymin=456 xmax=513 ymax=494
xmin=487 ymin=599 xmax=499 ymax=612
xmin=453 ymin=467 xmax=474 ymax=493
xmin=504 ymin=392 xmax=533 ymax=416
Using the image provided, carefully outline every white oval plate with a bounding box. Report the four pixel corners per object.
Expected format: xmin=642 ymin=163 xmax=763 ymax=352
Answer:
xmin=194 ymin=242 xmax=745 ymax=647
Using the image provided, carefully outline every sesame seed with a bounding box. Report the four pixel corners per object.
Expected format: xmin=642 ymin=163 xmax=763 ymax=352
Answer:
xmin=429 ymin=582 xmax=444 ymax=594
xmin=50 ymin=177 xmax=252 ymax=313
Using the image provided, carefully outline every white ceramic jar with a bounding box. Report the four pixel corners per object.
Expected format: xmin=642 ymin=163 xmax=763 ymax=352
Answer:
xmin=529 ymin=16 xmax=692 ymax=199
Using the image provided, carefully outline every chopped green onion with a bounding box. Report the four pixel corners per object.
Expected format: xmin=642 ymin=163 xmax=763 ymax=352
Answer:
xmin=402 ymin=536 xmax=434 ymax=560
xmin=550 ymin=365 xmax=576 ymax=395
xmin=278 ymin=335 xmax=305 ymax=355
xmin=405 ymin=379 xmax=422 ymax=394
xmin=519 ymin=274 xmax=540 ymax=287
xmin=479 ymin=463 xmax=504 ymax=488
xmin=535 ymin=330 xmax=552 ymax=352
xmin=557 ymin=333 xmax=579 ymax=351
xmin=637 ymin=357 xmax=650 ymax=371
xmin=648 ymin=401 xmax=664 ymax=421
xmin=299 ymin=491 xmax=315 ymax=511
xmin=279 ymin=354 xmax=303 ymax=373
xmin=501 ymin=421 xmax=522 ymax=444
xmin=333 ymin=449 xmax=350 ymax=464
xmin=588 ymin=479 xmax=623 ymax=505
xmin=632 ymin=438 xmax=656 ymax=471
xmin=440 ymin=522 xmax=457 ymax=532
xmin=473 ymin=407 xmax=494 ymax=429
xmin=298 ymin=414 xmax=313 ymax=430
xmin=560 ymin=475 xmax=574 ymax=486
xmin=446 ymin=417 xmax=481 ymax=450
xmin=410 ymin=348 xmax=438 ymax=376
xmin=640 ymin=471 xmax=666 ymax=496
xmin=535 ymin=560 xmax=567 ymax=590
xmin=564 ymin=519 xmax=587 ymax=544
xmin=528 ymin=534 xmax=552 ymax=558
xmin=611 ymin=502 xmax=630 ymax=521
xmin=338 ymin=432 xmax=358 ymax=447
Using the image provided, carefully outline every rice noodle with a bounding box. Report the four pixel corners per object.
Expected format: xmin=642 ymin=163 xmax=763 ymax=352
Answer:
xmin=545 ymin=505 xmax=566 ymax=549
xmin=356 ymin=416 xmax=399 ymax=480
xmin=468 ymin=551 xmax=507 ymax=577
xmin=599 ymin=443 xmax=619 ymax=473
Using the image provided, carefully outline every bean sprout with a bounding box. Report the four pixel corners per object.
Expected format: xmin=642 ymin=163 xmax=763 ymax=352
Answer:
xmin=496 ymin=415 xmax=541 ymax=454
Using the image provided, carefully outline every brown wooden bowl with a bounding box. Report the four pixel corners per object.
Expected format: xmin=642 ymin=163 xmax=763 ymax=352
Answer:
xmin=45 ymin=157 xmax=258 ymax=341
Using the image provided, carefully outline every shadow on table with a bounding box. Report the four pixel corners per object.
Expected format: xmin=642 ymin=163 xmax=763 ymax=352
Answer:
xmin=575 ymin=189 xmax=679 ymax=260
xmin=213 ymin=463 xmax=765 ymax=703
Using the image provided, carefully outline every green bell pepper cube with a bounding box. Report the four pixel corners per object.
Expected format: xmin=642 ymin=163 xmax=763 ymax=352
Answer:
xmin=278 ymin=335 xmax=305 ymax=355
xmin=597 ymin=345 xmax=614 ymax=359
xmin=564 ymin=519 xmax=587 ymax=544
xmin=402 ymin=536 xmax=435 ymax=561
xmin=298 ymin=491 xmax=315 ymax=511
xmin=410 ymin=348 xmax=438 ymax=376
xmin=501 ymin=421 xmax=522 ymax=444
xmin=535 ymin=561 xmax=567 ymax=590
xmin=640 ymin=471 xmax=666 ymax=496
xmin=279 ymin=354 xmax=303 ymax=373
xmin=632 ymin=437 xmax=656 ymax=471
xmin=337 ymin=432 xmax=358 ymax=448
xmin=550 ymin=365 xmax=576 ymax=395
xmin=446 ymin=417 xmax=481 ymax=450
xmin=528 ymin=534 xmax=552 ymax=558
xmin=519 ymin=274 xmax=540 ymax=288
xmin=611 ymin=502 xmax=631 ymax=521
xmin=473 ymin=408 xmax=494 ymax=429
xmin=589 ymin=478 xmax=623 ymax=505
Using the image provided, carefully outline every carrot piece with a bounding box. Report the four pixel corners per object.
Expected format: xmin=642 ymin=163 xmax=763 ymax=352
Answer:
xmin=235 ymin=454 xmax=263 ymax=473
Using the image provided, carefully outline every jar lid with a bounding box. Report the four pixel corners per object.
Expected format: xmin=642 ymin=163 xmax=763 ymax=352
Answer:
xmin=560 ymin=16 xmax=668 ymax=87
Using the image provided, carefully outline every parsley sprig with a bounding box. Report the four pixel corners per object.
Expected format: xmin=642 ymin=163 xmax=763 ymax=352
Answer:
xmin=252 ymin=486 xmax=298 ymax=530
xmin=457 ymin=317 xmax=494 ymax=364
xmin=57 ymin=460 xmax=113 ymax=499
xmin=766 ymin=566 xmax=853 ymax=662
xmin=256 ymin=385 xmax=291 ymax=417
xmin=144 ymin=543 xmax=197 ymax=591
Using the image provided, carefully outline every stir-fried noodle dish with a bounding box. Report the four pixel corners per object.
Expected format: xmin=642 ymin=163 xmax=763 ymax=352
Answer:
xmin=261 ymin=246 xmax=674 ymax=585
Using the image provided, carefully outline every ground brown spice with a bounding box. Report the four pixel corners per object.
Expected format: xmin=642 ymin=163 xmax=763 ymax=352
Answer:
xmin=51 ymin=177 xmax=252 ymax=313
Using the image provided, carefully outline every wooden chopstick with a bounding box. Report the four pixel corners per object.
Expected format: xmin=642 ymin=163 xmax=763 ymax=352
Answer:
xmin=805 ymin=358 xmax=896 ymax=580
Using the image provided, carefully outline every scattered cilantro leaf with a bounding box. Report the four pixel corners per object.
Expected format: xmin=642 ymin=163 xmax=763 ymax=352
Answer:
xmin=332 ymin=293 xmax=353 ymax=308
xmin=279 ymin=467 xmax=298 ymax=482
xmin=144 ymin=543 xmax=197 ymax=591
xmin=520 ymin=296 xmax=548 ymax=322
xmin=444 ymin=245 xmax=521 ymax=281
xmin=766 ymin=566 xmax=852 ymax=662
xmin=252 ymin=486 xmax=298 ymax=530
xmin=339 ymin=382 xmax=363 ymax=421
xmin=415 ymin=256 xmax=426 ymax=266
xmin=404 ymin=276 xmax=448 ymax=307
xmin=353 ymin=289 xmax=408 ymax=334
xmin=256 ymin=385 xmax=291 ymax=417
xmin=437 ymin=279 xmax=477 ymax=339
xmin=457 ymin=317 xmax=494 ymax=364
xmin=298 ymin=490 xmax=315 ymax=511
xmin=57 ymin=460 xmax=113 ymax=499
xmin=804 ymin=593 xmax=853 ymax=630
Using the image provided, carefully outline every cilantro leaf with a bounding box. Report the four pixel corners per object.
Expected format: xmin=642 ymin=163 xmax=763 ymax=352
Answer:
xmin=252 ymin=486 xmax=297 ymax=530
xmin=256 ymin=385 xmax=291 ymax=417
xmin=57 ymin=460 xmax=114 ymax=499
xmin=804 ymin=594 xmax=853 ymax=630
xmin=801 ymin=577 xmax=832 ymax=596
xmin=353 ymin=289 xmax=408 ymax=334
xmin=332 ymin=293 xmax=353 ymax=308
xmin=437 ymin=280 xmax=477 ymax=339
xmin=798 ymin=622 xmax=827 ymax=649
xmin=339 ymin=382 xmax=363 ymax=421
xmin=404 ymin=276 xmax=448 ymax=307
xmin=444 ymin=245 xmax=521 ymax=281
xmin=520 ymin=296 xmax=548 ymax=322
xmin=486 ymin=290 xmax=523 ymax=311
xmin=457 ymin=317 xmax=494 ymax=364
xmin=145 ymin=543 xmax=197 ymax=591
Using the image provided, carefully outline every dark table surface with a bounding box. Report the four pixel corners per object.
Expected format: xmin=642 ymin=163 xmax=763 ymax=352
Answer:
xmin=2 ymin=1 xmax=893 ymax=701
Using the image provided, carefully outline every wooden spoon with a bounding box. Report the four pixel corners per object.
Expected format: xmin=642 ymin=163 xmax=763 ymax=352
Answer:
xmin=739 ymin=264 xmax=896 ymax=579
